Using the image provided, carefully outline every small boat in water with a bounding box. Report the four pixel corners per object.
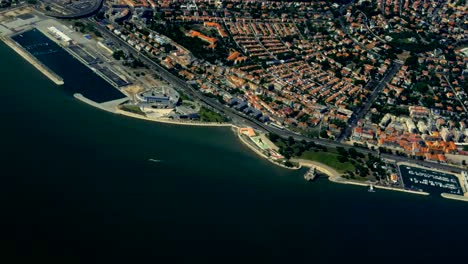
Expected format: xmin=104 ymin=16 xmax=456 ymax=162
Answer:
xmin=148 ymin=158 xmax=162 ymax=163
xmin=368 ymin=184 xmax=376 ymax=193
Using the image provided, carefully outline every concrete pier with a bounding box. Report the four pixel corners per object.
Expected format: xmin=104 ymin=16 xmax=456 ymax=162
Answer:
xmin=441 ymin=193 xmax=468 ymax=202
xmin=74 ymin=93 xmax=110 ymax=112
xmin=0 ymin=35 xmax=64 ymax=85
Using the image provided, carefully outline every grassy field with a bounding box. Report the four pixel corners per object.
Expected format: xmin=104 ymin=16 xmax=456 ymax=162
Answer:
xmin=120 ymin=105 xmax=145 ymax=115
xmin=300 ymin=151 xmax=355 ymax=173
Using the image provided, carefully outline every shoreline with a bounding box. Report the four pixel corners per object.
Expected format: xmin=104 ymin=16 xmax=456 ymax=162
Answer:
xmin=236 ymin=130 xmax=300 ymax=170
xmin=0 ymin=35 xmax=64 ymax=85
xmin=441 ymin=193 xmax=468 ymax=202
xmin=115 ymin=108 xmax=235 ymax=127
xmin=80 ymin=96 xmax=467 ymax=201
xmin=294 ymin=159 xmax=430 ymax=196
xmin=75 ymin=92 xmax=233 ymax=127
xmin=75 ymin=93 xmax=299 ymax=170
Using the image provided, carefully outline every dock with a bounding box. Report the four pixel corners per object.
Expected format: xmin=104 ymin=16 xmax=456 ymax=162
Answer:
xmin=0 ymin=35 xmax=64 ymax=85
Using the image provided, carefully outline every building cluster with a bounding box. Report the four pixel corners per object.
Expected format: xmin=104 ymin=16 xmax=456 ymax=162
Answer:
xmin=100 ymin=0 xmax=468 ymax=161
xmin=377 ymin=0 xmax=467 ymax=42
xmin=102 ymin=0 xmax=394 ymax=137
xmin=351 ymin=103 xmax=468 ymax=162
xmin=335 ymin=0 xmax=468 ymax=162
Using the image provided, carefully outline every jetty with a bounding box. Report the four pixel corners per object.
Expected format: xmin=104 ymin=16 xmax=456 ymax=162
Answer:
xmin=0 ymin=35 xmax=64 ymax=85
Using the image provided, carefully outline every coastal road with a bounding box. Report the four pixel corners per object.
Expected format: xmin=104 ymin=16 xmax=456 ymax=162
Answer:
xmin=87 ymin=19 xmax=464 ymax=173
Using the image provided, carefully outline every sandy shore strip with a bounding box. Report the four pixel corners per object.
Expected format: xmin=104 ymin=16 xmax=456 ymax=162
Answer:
xmin=293 ymin=158 xmax=430 ymax=195
xmin=0 ymin=35 xmax=64 ymax=85
xmin=292 ymin=159 xmax=342 ymax=178
xmin=115 ymin=108 xmax=235 ymax=127
xmin=75 ymin=94 xmax=294 ymax=170
xmin=118 ymin=107 xmax=299 ymax=170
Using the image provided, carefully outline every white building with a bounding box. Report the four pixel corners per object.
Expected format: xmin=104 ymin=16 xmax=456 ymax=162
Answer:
xmin=47 ymin=26 xmax=72 ymax=45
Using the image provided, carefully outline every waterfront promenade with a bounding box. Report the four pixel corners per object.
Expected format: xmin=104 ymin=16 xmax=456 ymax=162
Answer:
xmin=0 ymin=35 xmax=64 ymax=85
xmin=114 ymin=108 xmax=234 ymax=128
xmin=237 ymin=131 xmax=300 ymax=170
xmin=293 ymin=158 xmax=431 ymax=196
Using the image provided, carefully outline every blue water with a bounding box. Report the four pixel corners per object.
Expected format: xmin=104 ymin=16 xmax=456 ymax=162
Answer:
xmin=1 ymin=36 xmax=468 ymax=263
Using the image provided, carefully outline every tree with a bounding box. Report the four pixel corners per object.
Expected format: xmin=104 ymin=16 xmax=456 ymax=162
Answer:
xmin=348 ymin=148 xmax=358 ymax=157
xmin=337 ymin=147 xmax=348 ymax=156
xmin=338 ymin=155 xmax=349 ymax=163
xmin=320 ymin=130 xmax=329 ymax=139
xmin=112 ymin=50 xmax=125 ymax=60
xmin=268 ymin=133 xmax=280 ymax=143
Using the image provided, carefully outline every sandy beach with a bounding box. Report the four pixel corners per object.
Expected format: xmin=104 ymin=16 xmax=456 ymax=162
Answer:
xmin=292 ymin=159 xmax=342 ymax=178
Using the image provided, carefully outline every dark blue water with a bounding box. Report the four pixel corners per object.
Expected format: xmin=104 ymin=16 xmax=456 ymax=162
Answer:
xmin=1 ymin=38 xmax=468 ymax=263
xmin=12 ymin=29 xmax=125 ymax=103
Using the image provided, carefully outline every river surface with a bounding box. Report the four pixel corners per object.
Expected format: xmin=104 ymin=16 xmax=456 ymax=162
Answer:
xmin=1 ymin=38 xmax=468 ymax=262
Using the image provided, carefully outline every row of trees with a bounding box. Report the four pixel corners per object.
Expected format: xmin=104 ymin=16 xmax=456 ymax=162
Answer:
xmin=269 ymin=134 xmax=327 ymax=160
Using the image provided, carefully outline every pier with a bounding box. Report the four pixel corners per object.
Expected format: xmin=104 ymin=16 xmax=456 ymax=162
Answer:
xmin=0 ymin=35 xmax=64 ymax=85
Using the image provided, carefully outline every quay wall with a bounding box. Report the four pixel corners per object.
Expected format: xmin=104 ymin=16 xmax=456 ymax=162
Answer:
xmin=331 ymin=177 xmax=430 ymax=196
xmin=0 ymin=35 xmax=64 ymax=85
xmin=115 ymin=109 xmax=235 ymax=128
xmin=441 ymin=193 xmax=468 ymax=203
xmin=294 ymin=159 xmax=430 ymax=196
xmin=35 ymin=26 xmax=121 ymax=90
xmin=74 ymin=93 xmax=109 ymax=112
xmin=237 ymin=132 xmax=300 ymax=170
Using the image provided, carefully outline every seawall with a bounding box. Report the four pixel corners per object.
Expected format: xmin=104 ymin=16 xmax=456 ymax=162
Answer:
xmin=115 ymin=108 xmax=235 ymax=127
xmin=331 ymin=177 xmax=430 ymax=196
xmin=292 ymin=159 xmax=342 ymax=178
xmin=74 ymin=93 xmax=109 ymax=111
xmin=237 ymin=131 xmax=300 ymax=170
xmin=0 ymin=35 xmax=64 ymax=85
xmin=441 ymin=193 xmax=468 ymax=202
xmin=294 ymin=159 xmax=430 ymax=195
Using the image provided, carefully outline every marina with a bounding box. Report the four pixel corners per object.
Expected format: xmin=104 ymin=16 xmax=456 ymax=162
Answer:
xmin=398 ymin=164 xmax=464 ymax=195
xmin=0 ymin=35 xmax=64 ymax=85
xmin=11 ymin=28 xmax=126 ymax=103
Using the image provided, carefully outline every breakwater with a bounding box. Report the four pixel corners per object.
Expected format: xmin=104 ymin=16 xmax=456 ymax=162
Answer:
xmin=73 ymin=93 xmax=109 ymax=111
xmin=0 ymin=35 xmax=64 ymax=85
xmin=441 ymin=193 xmax=468 ymax=202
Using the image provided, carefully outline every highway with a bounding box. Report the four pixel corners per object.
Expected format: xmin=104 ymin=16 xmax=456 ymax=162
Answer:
xmin=88 ymin=18 xmax=464 ymax=174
